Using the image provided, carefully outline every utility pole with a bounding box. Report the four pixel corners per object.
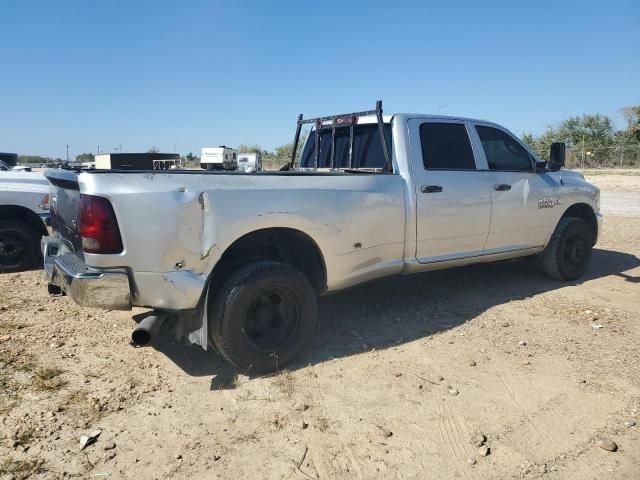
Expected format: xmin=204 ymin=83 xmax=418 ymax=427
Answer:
xmin=581 ymin=134 xmax=585 ymax=169
xmin=66 ymin=144 xmax=69 ymax=163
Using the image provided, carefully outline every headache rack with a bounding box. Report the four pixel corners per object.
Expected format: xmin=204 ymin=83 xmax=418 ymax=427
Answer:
xmin=289 ymin=100 xmax=391 ymax=172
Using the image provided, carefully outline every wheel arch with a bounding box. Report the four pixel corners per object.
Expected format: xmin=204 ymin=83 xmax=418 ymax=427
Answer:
xmin=208 ymin=227 xmax=327 ymax=297
xmin=559 ymin=203 xmax=598 ymax=245
xmin=0 ymin=205 xmax=48 ymax=237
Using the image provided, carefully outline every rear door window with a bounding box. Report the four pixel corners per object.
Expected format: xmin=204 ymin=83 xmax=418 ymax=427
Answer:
xmin=299 ymin=123 xmax=392 ymax=169
xmin=419 ymin=123 xmax=477 ymax=170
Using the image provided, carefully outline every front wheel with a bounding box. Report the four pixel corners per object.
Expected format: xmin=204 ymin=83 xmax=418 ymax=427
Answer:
xmin=541 ymin=217 xmax=593 ymax=281
xmin=209 ymin=260 xmax=318 ymax=374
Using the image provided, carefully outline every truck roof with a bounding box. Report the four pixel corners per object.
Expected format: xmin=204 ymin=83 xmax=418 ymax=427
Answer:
xmin=353 ymin=113 xmax=498 ymax=126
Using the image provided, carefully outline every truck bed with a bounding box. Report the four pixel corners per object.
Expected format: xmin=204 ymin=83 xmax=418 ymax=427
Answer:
xmin=44 ymin=167 xmax=408 ymax=310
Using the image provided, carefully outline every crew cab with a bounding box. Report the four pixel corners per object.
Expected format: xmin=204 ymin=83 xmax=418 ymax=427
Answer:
xmin=0 ymin=170 xmax=50 ymax=271
xmin=41 ymin=102 xmax=602 ymax=373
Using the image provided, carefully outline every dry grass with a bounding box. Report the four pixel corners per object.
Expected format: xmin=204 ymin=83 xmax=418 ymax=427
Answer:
xmin=273 ymin=370 xmax=296 ymax=397
xmin=33 ymin=366 xmax=67 ymax=391
xmin=579 ymin=168 xmax=640 ymax=176
xmin=15 ymin=426 xmax=36 ymax=446
xmin=316 ymin=415 xmax=330 ymax=433
xmin=0 ymin=321 xmax=27 ymax=331
xmin=0 ymin=399 xmax=17 ymax=415
xmin=0 ymin=458 xmax=44 ymax=479
xmin=232 ymin=426 xmax=262 ymax=444
xmin=0 ymin=373 xmax=19 ymax=415
xmin=262 ymin=157 xmax=289 ymax=171
xmin=0 ymin=372 xmax=11 ymax=390
xmin=271 ymin=413 xmax=287 ymax=431
xmin=61 ymin=389 xmax=106 ymax=425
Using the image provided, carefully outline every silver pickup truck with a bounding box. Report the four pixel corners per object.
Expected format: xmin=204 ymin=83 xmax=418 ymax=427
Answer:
xmin=0 ymin=170 xmax=50 ymax=272
xmin=42 ymin=102 xmax=602 ymax=373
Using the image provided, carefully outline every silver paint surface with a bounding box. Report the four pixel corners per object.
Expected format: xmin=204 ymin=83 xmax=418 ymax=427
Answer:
xmin=43 ymin=114 xmax=601 ymax=315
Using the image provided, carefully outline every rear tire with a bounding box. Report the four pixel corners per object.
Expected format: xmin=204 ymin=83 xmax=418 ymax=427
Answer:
xmin=0 ymin=219 xmax=41 ymax=273
xmin=209 ymin=260 xmax=318 ymax=374
xmin=542 ymin=217 xmax=593 ymax=281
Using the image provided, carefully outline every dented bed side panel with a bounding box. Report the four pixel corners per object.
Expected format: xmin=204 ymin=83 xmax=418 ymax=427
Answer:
xmin=75 ymin=171 xmax=407 ymax=309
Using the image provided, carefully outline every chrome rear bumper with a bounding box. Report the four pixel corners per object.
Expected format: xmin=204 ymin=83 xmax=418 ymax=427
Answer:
xmin=42 ymin=236 xmax=132 ymax=310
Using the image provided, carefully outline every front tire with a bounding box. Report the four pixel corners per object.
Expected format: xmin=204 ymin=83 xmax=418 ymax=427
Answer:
xmin=542 ymin=217 xmax=593 ymax=281
xmin=209 ymin=260 xmax=318 ymax=374
xmin=0 ymin=219 xmax=41 ymax=273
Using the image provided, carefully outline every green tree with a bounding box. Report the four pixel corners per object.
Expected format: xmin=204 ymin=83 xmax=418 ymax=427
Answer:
xmin=181 ymin=152 xmax=200 ymax=168
xmin=621 ymin=106 xmax=640 ymax=142
xmin=554 ymin=114 xmax=615 ymax=147
xmin=274 ymin=143 xmax=294 ymax=162
xmin=184 ymin=152 xmax=198 ymax=162
xmin=522 ymin=113 xmax=617 ymax=161
xmin=75 ymin=152 xmax=94 ymax=163
xmin=270 ymin=132 xmax=309 ymax=165
xmin=521 ymin=132 xmax=537 ymax=149
xmin=238 ymin=144 xmax=266 ymax=155
xmin=17 ymin=155 xmax=54 ymax=165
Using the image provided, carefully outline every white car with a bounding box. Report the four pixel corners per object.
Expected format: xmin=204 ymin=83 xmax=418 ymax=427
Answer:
xmin=237 ymin=152 xmax=262 ymax=172
xmin=42 ymin=102 xmax=601 ymax=373
xmin=0 ymin=170 xmax=50 ymax=271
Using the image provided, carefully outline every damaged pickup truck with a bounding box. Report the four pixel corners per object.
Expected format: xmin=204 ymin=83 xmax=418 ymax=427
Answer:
xmin=42 ymin=102 xmax=602 ymax=373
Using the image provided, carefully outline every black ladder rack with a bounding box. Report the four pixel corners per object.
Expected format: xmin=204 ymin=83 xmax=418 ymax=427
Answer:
xmin=289 ymin=100 xmax=391 ymax=172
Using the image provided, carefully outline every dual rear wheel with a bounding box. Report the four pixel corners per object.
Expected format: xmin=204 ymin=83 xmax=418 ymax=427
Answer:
xmin=208 ymin=260 xmax=317 ymax=374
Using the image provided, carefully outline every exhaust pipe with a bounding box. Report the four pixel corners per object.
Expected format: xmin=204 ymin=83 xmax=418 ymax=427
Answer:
xmin=131 ymin=312 xmax=168 ymax=346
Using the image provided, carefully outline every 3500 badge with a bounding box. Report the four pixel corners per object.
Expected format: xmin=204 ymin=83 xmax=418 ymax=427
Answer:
xmin=538 ymin=196 xmax=561 ymax=209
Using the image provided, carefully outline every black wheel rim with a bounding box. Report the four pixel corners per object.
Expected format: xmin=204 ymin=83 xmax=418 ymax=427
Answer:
xmin=0 ymin=233 xmax=27 ymax=266
xmin=563 ymin=233 xmax=587 ymax=267
xmin=242 ymin=287 xmax=300 ymax=353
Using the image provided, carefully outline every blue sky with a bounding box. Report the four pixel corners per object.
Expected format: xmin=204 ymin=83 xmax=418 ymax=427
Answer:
xmin=1 ymin=0 xmax=639 ymax=159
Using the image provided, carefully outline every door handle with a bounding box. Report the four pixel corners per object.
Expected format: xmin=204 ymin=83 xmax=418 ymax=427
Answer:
xmin=421 ymin=185 xmax=443 ymax=193
xmin=494 ymin=183 xmax=511 ymax=191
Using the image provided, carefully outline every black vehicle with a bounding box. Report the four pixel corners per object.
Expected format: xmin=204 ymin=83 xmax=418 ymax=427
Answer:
xmin=0 ymin=153 xmax=18 ymax=168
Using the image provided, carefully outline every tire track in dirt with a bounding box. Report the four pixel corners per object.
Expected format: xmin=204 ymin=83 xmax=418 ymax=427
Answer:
xmin=433 ymin=401 xmax=478 ymax=480
xmin=497 ymin=371 xmax=570 ymax=456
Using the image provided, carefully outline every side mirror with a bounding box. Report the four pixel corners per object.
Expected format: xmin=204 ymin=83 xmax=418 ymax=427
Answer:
xmin=548 ymin=143 xmax=565 ymax=171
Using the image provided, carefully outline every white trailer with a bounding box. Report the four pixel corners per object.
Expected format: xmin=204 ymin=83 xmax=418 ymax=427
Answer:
xmin=237 ymin=152 xmax=262 ymax=172
xmin=200 ymin=146 xmax=238 ymax=171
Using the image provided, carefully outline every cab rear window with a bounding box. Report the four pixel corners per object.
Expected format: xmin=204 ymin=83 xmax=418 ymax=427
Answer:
xmin=299 ymin=123 xmax=392 ymax=169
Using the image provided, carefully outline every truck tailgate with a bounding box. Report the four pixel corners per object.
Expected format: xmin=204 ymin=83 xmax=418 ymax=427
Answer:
xmin=44 ymin=169 xmax=83 ymax=254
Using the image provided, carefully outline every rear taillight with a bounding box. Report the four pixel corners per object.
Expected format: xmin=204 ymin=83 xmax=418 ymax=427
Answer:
xmin=79 ymin=194 xmax=123 ymax=254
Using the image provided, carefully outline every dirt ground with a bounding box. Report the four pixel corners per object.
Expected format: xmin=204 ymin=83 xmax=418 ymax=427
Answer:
xmin=1 ymin=172 xmax=639 ymax=480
